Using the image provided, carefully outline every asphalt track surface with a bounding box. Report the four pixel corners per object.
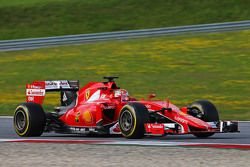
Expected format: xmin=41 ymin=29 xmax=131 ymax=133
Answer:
xmin=1 ymin=117 xmax=250 ymax=146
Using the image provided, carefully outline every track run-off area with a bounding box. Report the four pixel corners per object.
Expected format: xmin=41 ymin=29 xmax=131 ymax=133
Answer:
xmin=1 ymin=117 xmax=250 ymax=149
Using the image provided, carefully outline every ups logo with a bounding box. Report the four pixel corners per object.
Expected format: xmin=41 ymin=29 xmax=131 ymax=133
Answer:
xmin=75 ymin=112 xmax=80 ymax=122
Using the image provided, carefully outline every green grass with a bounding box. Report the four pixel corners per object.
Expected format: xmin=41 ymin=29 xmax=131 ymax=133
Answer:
xmin=0 ymin=30 xmax=250 ymax=120
xmin=0 ymin=0 xmax=67 ymax=7
xmin=0 ymin=0 xmax=250 ymax=40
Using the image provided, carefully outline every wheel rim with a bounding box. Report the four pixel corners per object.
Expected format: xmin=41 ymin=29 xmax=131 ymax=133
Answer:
xmin=15 ymin=110 xmax=27 ymax=131
xmin=120 ymin=110 xmax=134 ymax=131
xmin=191 ymin=108 xmax=204 ymax=119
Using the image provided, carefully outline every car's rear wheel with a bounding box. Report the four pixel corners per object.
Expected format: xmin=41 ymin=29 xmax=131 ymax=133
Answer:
xmin=119 ymin=103 xmax=149 ymax=139
xmin=14 ymin=102 xmax=45 ymax=137
xmin=189 ymin=100 xmax=219 ymax=138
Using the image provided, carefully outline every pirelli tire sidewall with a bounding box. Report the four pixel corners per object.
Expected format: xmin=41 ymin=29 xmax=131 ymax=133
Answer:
xmin=14 ymin=102 xmax=45 ymax=137
xmin=190 ymin=100 xmax=219 ymax=122
xmin=189 ymin=100 xmax=219 ymax=138
xmin=118 ymin=103 xmax=149 ymax=139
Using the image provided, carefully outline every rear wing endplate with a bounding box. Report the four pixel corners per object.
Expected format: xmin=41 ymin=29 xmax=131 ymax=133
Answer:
xmin=26 ymin=80 xmax=79 ymax=104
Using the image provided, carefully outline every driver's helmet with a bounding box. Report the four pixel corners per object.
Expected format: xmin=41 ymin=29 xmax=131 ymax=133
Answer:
xmin=114 ymin=89 xmax=129 ymax=101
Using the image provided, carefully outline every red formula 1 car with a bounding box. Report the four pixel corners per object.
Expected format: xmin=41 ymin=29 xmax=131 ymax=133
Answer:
xmin=14 ymin=77 xmax=238 ymax=138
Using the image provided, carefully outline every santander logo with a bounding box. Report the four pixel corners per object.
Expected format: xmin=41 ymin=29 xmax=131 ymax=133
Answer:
xmin=26 ymin=89 xmax=45 ymax=96
xmin=148 ymin=124 xmax=164 ymax=129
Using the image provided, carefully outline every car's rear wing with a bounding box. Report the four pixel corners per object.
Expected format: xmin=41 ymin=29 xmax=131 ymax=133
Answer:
xmin=26 ymin=80 xmax=79 ymax=105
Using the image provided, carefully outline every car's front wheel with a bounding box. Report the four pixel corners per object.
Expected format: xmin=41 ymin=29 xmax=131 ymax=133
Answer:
xmin=188 ymin=100 xmax=219 ymax=138
xmin=119 ymin=103 xmax=149 ymax=139
xmin=14 ymin=102 xmax=45 ymax=137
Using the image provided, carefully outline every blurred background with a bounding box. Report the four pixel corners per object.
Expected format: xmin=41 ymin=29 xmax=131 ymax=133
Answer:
xmin=0 ymin=0 xmax=249 ymax=120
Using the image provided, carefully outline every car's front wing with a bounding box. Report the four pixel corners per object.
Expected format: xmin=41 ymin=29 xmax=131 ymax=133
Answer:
xmin=144 ymin=121 xmax=239 ymax=136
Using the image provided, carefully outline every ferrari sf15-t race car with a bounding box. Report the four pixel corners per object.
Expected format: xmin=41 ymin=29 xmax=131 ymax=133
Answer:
xmin=14 ymin=77 xmax=239 ymax=139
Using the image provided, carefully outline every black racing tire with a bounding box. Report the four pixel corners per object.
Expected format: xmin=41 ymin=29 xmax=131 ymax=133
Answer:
xmin=13 ymin=102 xmax=45 ymax=137
xmin=118 ymin=103 xmax=149 ymax=139
xmin=189 ymin=100 xmax=219 ymax=138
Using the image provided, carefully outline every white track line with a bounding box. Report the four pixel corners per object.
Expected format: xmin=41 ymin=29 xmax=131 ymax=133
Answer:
xmin=0 ymin=116 xmax=13 ymax=119
xmin=1 ymin=138 xmax=250 ymax=149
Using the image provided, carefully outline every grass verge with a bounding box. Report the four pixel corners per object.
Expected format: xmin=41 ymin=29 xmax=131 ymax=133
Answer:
xmin=0 ymin=30 xmax=249 ymax=120
xmin=0 ymin=0 xmax=250 ymax=40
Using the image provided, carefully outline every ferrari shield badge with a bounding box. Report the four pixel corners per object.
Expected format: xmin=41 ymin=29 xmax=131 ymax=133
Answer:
xmin=85 ymin=89 xmax=90 ymax=100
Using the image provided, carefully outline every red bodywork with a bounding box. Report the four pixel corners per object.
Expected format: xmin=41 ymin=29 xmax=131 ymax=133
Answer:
xmin=25 ymin=79 xmax=237 ymax=136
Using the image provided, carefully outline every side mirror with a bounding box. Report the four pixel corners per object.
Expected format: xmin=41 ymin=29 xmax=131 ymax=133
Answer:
xmin=148 ymin=94 xmax=156 ymax=100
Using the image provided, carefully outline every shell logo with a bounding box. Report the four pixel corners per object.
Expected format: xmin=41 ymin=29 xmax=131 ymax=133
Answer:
xmin=179 ymin=111 xmax=187 ymax=116
xmin=85 ymin=89 xmax=90 ymax=100
xmin=82 ymin=110 xmax=93 ymax=124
